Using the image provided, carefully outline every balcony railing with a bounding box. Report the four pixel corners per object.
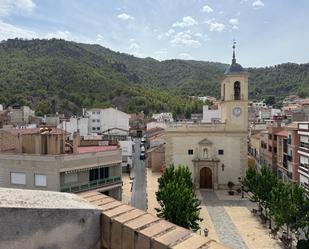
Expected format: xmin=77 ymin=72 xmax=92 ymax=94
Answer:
xmin=60 ymin=176 xmax=122 ymax=193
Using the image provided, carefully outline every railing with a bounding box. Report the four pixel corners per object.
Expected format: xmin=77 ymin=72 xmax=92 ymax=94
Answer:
xmin=60 ymin=176 xmax=122 ymax=193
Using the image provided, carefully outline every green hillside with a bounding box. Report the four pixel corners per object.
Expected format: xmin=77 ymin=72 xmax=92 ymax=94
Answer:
xmin=0 ymin=38 xmax=308 ymax=117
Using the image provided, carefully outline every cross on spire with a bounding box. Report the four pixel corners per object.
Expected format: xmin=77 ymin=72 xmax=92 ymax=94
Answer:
xmin=232 ymin=39 xmax=236 ymax=64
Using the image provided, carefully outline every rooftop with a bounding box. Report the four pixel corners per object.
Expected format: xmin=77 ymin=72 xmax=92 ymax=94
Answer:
xmin=4 ymin=127 xmax=67 ymax=135
xmin=275 ymin=130 xmax=288 ymax=137
xmin=77 ymin=145 xmax=119 ymax=154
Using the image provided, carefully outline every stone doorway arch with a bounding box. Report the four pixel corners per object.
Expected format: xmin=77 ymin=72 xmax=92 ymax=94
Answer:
xmin=200 ymin=167 xmax=212 ymax=189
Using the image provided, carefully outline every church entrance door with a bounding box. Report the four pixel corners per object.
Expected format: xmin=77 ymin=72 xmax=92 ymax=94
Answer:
xmin=200 ymin=167 xmax=212 ymax=189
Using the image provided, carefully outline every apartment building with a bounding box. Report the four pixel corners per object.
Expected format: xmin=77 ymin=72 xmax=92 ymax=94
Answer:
xmin=87 ymin=107 xmax=129 ymax=135
xmin=297 ymin=122 xmax=309 ymax=191
xmin=0 ymin=128 xmax=122 ymax=199
xmin=275 ymin=130 xmax=291 ymax=182
xmin=8 ymin=104 xmax=35 ymax=126
xmin=286 ymin=122 xmax=299 ymax=182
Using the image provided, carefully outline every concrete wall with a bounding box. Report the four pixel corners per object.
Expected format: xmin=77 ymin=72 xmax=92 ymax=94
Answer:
xmin=0 ymin=189 xmax=101 ymax=249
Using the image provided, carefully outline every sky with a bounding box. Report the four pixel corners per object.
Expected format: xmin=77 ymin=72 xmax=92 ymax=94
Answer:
xmin=0 ymin=0 xmax=308 ymax=67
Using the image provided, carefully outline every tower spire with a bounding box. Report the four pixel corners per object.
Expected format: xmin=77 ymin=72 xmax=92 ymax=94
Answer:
xmin=232 ymin=40 xmax=236 ymax=64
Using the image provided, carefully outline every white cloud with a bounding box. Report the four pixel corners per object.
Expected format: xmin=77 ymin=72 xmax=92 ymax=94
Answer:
xmin=0 ymin=21 xmax=37 ymax=40
xmin=117 ymin=13 xmax=134 ymax=21
xmin=229 ymin=18 xmax=239 ymax=30
xmin=202 ymin=5 xmax=213 ymax=13
xmin=45 ymin=31 xmax=72 ymax=40
xmin=154 ymin=49 xmax=168 ymax=60
xmin=165 ymin=29 xmax=175 ymax=37
xmin=219 ymin=11 xmax=224 ymax=14
xmin=178 ymin=53 xmax=194 ymax=60
xmin=229 ymin=18 xmax=239 ymax=26
xmin=205 ymin=19 xmax=225 ymax=32
xmin=129 ymin=42 xmax=140 ymax=50
xmin=96 ymin=34 xmax=104 ymax=43
xmin=0 ymin=0 xmax=35 ymax=17
xmin=172 ymin=16 xmax=198 ymax=28
xmin=170 ymin=31 xmax=201 ymax=47
xmin=252 ymin=0 xmax=264 ymax=9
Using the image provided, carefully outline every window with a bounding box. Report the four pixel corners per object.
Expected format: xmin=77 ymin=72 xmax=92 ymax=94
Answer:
xmin=274 ymin=135 xmax=277 ymax=141
xmin=35 ymin=174 xmax=47 ymax=187
xmin=10 ymin=172 xmax=26 ymax=185
xmin=300 ymin=156 xmax=309 ymax=167
xmin=300 ymin=136 xmax=309 ymax=149
xmin=92 ymin=119 xmax=96 ymax=123
xmin=64 ymin=173 xmax=78 ymax=184
xmin=96 ymin=127 xmax=100 ymax=130
xmin=92 ymin=127 xmax=96 ymax=131
xmin=188 ymin=149 xmax=193 ymax=155
xmin=268 ymin=134 xmax=272 ymax=140
xmin=96 ymin=119 xmax=100 ymax=122
xmin=218 ymin=149 xmax=224 ymax=155
xmin=92 ymin=111 xmax=95 ymax=114
xmin=97 ymin=111 xmax=100 ymax=114
xmin=234 ymin=81 xmax=241 ymax=100
xmin=203 ymin=148 xmax=208 ymax=158
xmin=89 ymin=167 xmax=109 ymax=181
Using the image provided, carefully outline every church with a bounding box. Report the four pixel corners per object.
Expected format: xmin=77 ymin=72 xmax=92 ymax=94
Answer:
xmin=164 ymin=45 xmax=248 ymax=189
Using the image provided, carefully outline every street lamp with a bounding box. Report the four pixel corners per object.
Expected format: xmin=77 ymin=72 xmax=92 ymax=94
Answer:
xmin=238 ymin=177 xmax=244 ymax=199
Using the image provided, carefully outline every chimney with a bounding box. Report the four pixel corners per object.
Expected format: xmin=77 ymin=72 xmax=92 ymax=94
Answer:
xmin=72 ymin=129 xmax=81 ymax=154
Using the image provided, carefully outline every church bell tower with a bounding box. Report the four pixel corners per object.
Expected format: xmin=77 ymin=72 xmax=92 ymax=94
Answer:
xmin=220 ymin=42 xmax=248 ymax=132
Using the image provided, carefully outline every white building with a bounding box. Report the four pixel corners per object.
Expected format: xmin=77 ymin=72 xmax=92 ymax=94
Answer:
xmin=202 ymin=105 xmax=221 ymax=123
xmin=152 ymin=113 xmax=174 ymax=123
xmin=57 ymin=117 xmax=90 ymax=139
xmin=87 ymin=108 xmax=129 ymax=135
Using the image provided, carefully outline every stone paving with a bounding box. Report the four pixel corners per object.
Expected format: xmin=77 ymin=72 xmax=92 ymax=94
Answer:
xmin=123 ymin=172 xmax=284 ymax=249
xmin=200 ymin=190 xmax=248 ymax=249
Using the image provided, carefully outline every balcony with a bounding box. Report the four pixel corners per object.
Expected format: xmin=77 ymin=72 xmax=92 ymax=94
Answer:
xmin=60 ymin=176 xmax=122 ymax=193
xmin=287 ymin=155 xmax=293 ymax=161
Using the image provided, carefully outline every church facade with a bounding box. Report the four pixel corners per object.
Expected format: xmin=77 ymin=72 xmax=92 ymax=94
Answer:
xmin=164 ymin=46 xmax=248 ymax=189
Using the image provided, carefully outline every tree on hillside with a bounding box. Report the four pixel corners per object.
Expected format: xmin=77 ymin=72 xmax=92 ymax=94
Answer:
xmin=155 ymin=164 xmax=202 ymax=230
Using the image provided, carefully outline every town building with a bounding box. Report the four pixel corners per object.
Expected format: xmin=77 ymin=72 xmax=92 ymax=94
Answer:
xmin=202 ymin=105 xmax=221 ymax=123
xmin=0 ymin=128 xmax=122 ymax=199
xmin=129 ymin=112 xmax=147 ymax=137
xmin=275 ymin=130 xmax=291 ymax=181
xmin=87 ymin=107 xmax=129 ymax=135
xmin=57 ymin=116 xmax=90 ymax=139
xmin=297 ymin=122 xmax=309 ymax=191
xmin=165 ymin=45 xmax=248 ymax=189
xmin=152 ymin=112 xmax=174 ymax=123
xmin=7 ymin=104 xmax=35 ymax=126
xmin=286 ymin=122 xmax=299 ymax=183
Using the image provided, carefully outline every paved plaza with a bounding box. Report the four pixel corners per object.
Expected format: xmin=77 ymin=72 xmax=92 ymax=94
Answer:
xmin=122 ymin=169 xmax=284 ymax=249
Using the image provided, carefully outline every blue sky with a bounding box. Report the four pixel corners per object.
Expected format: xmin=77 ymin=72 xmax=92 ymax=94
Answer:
xmin=0 ymin=0 xmax=308 ymax=67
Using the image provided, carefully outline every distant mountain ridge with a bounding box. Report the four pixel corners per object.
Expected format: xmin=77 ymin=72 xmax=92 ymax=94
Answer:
xmin=0 ymin=38 xmax=308 ymax=116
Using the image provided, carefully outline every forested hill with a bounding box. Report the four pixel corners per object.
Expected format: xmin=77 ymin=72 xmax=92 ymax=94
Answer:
xmin=0 ymin=39 xmax=308 ymax=116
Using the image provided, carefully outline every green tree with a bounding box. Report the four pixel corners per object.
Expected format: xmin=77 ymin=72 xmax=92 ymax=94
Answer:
xmin=155 ymin=165 xmax=202 ymax=230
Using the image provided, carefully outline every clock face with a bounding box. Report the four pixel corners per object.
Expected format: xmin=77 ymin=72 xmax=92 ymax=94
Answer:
xmin=232 ymin=107 xmax=242 ymax=117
